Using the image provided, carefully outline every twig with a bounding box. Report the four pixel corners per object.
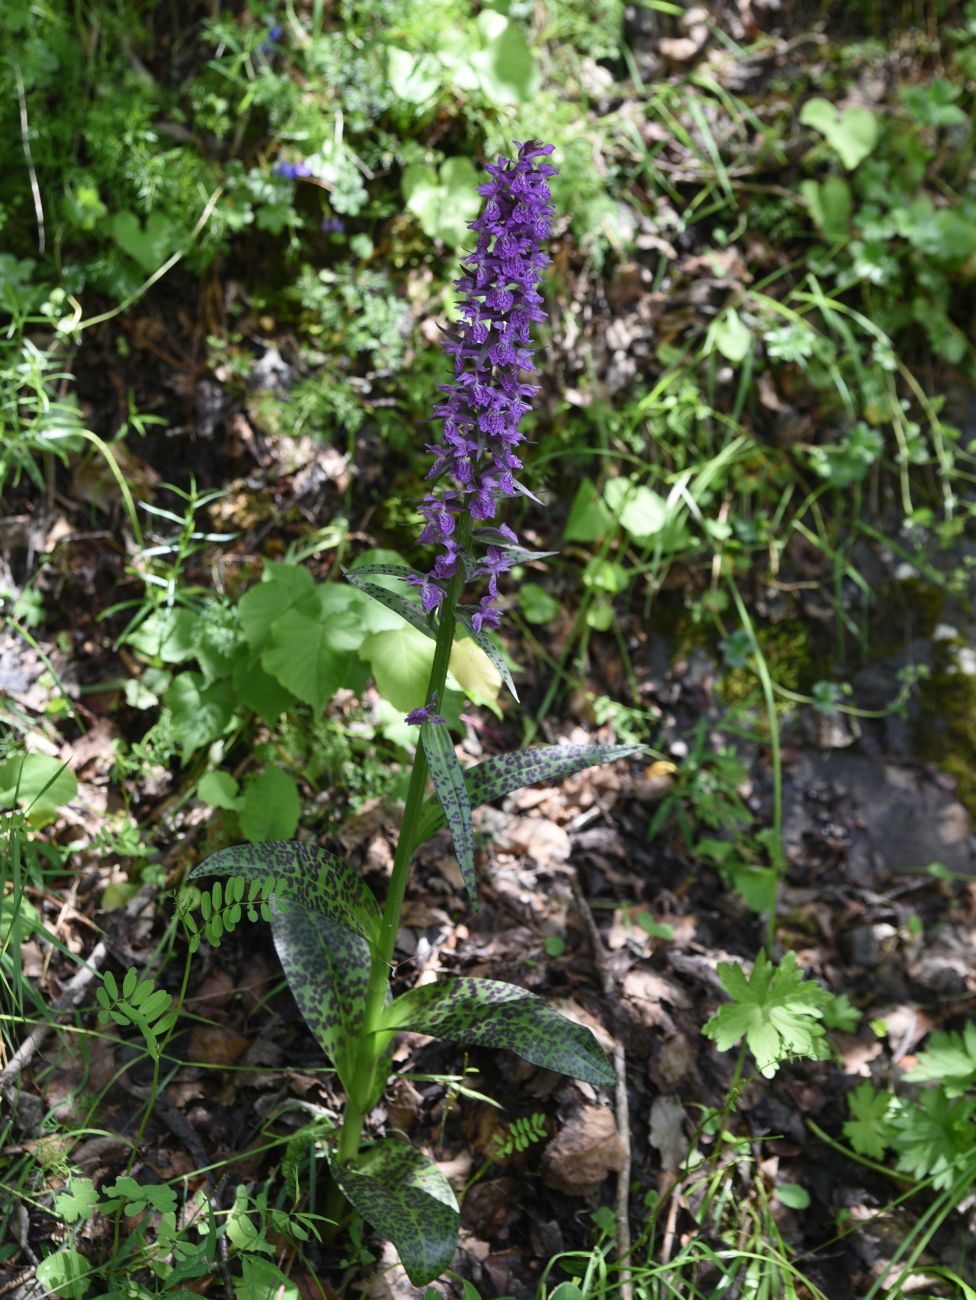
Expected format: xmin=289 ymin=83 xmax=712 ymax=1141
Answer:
xmin=571 ymin=875 xmax=633 ymax=1300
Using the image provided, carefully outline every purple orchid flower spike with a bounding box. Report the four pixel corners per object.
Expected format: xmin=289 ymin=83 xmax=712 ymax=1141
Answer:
xmin=408 ymin=140 xmax=558 ymax=632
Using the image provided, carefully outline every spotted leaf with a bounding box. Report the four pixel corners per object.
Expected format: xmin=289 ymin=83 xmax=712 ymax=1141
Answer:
xmin=187 ymin=841 xmax=379 ymax=942
xmin=378 ymin=977 xmax=616 ymax=1087
xmin=270 ymin=899 xmax=372 ymax=1093
xmin=342 ymin=568 xmax=435 ymax=640
xmin=331 ymin=1139 xmax=458 ymax=1286
xmin=414 ymin=743 xmax=642 ymax=844
xmin=421 ymin=722 xmax=476 ymax=909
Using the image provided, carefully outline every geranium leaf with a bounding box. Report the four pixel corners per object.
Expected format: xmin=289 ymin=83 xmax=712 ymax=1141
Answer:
xmin=702 ymin=950 xmax=831 ymax=1078
xmin=378 ymin=976 xmax=616 ymax=1087
xmin=270 ymin=899 xmax=371 ymax=1092
xmin=414 ymin=743 xmax=642 ymax=844
xmin=187 ymin=841 xmax=380 ymax=942
xmin=331 ymin=1139 xmax=458 ymax=1286
xmin=421 ymin=723 xmax=476 ymax=908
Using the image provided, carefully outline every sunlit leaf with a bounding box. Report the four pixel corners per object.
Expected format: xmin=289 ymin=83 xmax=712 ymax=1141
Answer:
xmin=331 ymin=1139 xmax=459 ymax=1286
xmin=379 ymin=977 xmax=616 ymax=1087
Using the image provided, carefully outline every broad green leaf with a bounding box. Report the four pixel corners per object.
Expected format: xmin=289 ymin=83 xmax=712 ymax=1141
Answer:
xmin=456 ymin=615 xmax=518 ymax=701
xmin=799 ymin=98 xmax=879 ymax=170
xmin=519 ymin=582 xmax=560 ymax=625
xmin=604 ymin=477 xmax=669 ymax=541
xmin=467 ymin=12 xmax=539 ymax=106
xmin=35 ymin=1247 xmax=89 ymax=1299
xmin=360 ymin=624 xmax=434 ymax=711
xmin=379 ymin=977 xmax=616 ymax=1087
xmin=414 ymin=743 xmax=641 ymax=844
xmin=402 ymin=157 xmax=482 ymax=245
xmin=239 ymin=562 xmax=316 ymax=649
xmin=421 ymin=724 xmax=476 ymax=907
xmin=331 ymin=1139 xmax=459 ymax=1286
xmin=889 ymin=1089 xmax=976 ymax=1188
xmin=261 ymin=586 xmax=361 ymax=710
xmin=800 ymin=176 xmax=852 ymax=239
xmin=448 ymin=635 xmax=502 ymax=709
xmin=239 ymin=767 xmax=301 ymax=843
xmin=387 ymin=47 xmax=442 ymax=105
xmin=232 ymin=654 xmax=295 ymax=724
xmin=707 ymin=308 xmax=752 ymax=364
xmin=53 ymin=1178 xmax=100 ymax=1225
xmin=197 ymin=770 xmax=241 ymax=811
xmin=0 ymin=753 xmax=78 ymax=818
xmin=188 ymin=841 xmax=380 ymax=942
xmin=165 ymin=673 xmax=236 ymax=758
xmin=564 ymin=479 xmax=613 ymax=543
xmin=270 ymin=899 xmax=372 ymax=1090
xmin=344 ymin=567 xmax=436 ymax=639
xmin=124 ymin=607 xmax=197 ymax=664
xmin=111 ymin=210 xmax=181 ymax=271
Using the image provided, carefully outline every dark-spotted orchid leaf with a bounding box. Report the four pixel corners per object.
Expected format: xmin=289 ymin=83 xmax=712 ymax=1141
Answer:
xmin=414 ymin=743 xmax=643 ymax=845
xmin=270 ymin=899 xmax=372 ymax=1094
xmin=187 ymin=841 xmax=380 ymax=943
xmin=378 ymin=977 xmax=616 ymax=1088
xmin=330 ymin=1138 xmax=459 ymax=1286
xmin=342 ymin=568 xmax=436 ymax=640
xmin=420 ymin=721 xmax=476 ymax=908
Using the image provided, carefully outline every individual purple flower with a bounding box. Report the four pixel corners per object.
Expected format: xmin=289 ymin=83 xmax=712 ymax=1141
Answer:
xmin=321 ymin=216 xmax=345 ymax=234
xmin=406 ymin=694 xmax=446 ymax=726
xmin=275 ymin=160 xmax=312 ymax=180
xmin=412 ymin=140 xmax=557 ymax=631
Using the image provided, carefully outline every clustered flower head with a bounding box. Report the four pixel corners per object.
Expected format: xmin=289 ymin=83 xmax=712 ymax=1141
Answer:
xmin=408 ymin=140 xmax=558 ymax=633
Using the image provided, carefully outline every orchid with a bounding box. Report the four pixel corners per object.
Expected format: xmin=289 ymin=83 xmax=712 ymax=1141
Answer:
xmin=184 ymin=141 xmax=639 ymax=1286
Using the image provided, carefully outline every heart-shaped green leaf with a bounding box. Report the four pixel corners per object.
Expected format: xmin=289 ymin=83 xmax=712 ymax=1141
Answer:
xmin=111 ymin=210 xmax=181 ymax=271
xmin=799 ymin=98 xmax=879 ymax=170
xmin=421 ymin=723 xmax=476 ymax=908
xmin=331 ymin=1139 xmax=459 ymax=1286
xmin=187 ymin=841 xmax=380 ymax=942
xmin=270 ymin=899 xmax=372 ymax=1091
xmin=379 ymin=977 xmax=616 ymax=1087
xmin=414 ymin=743 xmax=642 ymax=845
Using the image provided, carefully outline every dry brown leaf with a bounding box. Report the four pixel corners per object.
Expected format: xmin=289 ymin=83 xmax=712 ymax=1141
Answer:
xmin=541 ymin=1104 xmax=626 ymax=1195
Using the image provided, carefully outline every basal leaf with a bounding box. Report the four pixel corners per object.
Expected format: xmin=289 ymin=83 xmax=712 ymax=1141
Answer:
xmin=378 ymin=977 xmax=616 ymax=1087
xmin=421 ymin=723 xmax=476 ymax=908
xmin=360 ymin=625 xmax=435 ymax=711
xmin=239 ymin=767 xmax=301 ymax=843
xmin=331 ymin=1139 xmax=459 ymax=1286
xmin=260 ymin=586 xmax=361 ymax=710
xmin=187 ymin=841 xmax=379 ymax=942
xmin=239 ymin=562 xmax=316 ymax=650
xmin=270 ymin=899 xmax=371 ymax=1091
xmin=414 ymin=743 xmax=642 ymax=844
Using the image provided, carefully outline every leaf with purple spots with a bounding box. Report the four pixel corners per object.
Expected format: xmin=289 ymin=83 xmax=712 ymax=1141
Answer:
xmin=420 ymin=722 xmax=476 ymax=908
xmin=378 ymin=977 xmax=616 ymax=1087
xmin=330 ymin=1138 xmax=459 ymax=1286
xmin=270 ymin=898 xmax=373 ymax=1093
xmin=342 ymin=568 xmax=436 ymax=640
xmin=414 ymin=743 xmax=642 ymax=845
xmin=188 ymin=841 xmax=380 ymax=943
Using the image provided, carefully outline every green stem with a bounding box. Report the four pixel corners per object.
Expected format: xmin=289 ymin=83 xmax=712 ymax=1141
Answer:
xmin=326 ymin=520 xmax=471 ymax=1225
